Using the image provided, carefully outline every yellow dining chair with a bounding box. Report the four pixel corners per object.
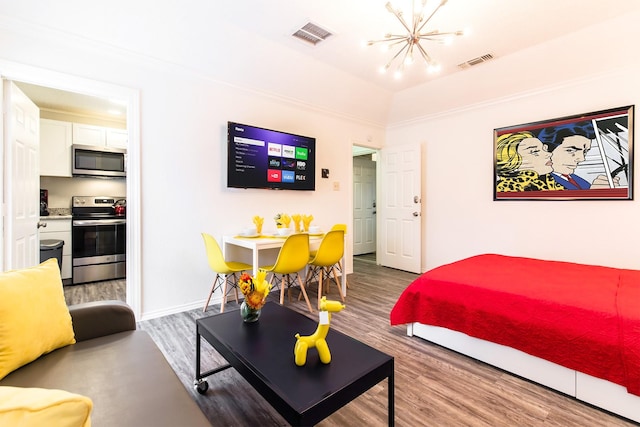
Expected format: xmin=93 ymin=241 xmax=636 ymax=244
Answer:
xmin=201 ymin=233 xmax=252 ymax=313
xmin=304 ymin=229 xmax=346 ymax=309
xmin=327 ymin=223 xmax=350 ymax=289
xmin=260 ymin=233 xmax=314 ymax=313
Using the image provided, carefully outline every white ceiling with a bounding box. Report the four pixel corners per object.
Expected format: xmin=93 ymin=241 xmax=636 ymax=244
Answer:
xmin=216 ymin=0 xmax=640 ymax=92
xmin=15 ymin=81 xmax=127 ymax=122
xmin=9 ymin=0 xmax=640 ymax=115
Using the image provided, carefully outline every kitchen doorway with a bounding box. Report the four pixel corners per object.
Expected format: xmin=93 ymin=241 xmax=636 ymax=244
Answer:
xmin=0 ymin=60 xmax=142 ymax=318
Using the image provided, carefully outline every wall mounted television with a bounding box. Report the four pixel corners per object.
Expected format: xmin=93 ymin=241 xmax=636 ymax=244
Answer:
xmin=227 ymin=121 xmax=316 ymax=191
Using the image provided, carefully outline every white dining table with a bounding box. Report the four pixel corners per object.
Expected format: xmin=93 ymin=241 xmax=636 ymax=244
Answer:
xmin=222 ymin=233 xmax=347 ymax=296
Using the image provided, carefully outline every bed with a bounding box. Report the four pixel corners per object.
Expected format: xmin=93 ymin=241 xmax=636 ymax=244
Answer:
xmin=390 ymin=254 xmax=640 ymax=423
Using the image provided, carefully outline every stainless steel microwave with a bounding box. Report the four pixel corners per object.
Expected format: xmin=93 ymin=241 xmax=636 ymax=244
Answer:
xmin=72 ymin=144 xmax=127 ymax=177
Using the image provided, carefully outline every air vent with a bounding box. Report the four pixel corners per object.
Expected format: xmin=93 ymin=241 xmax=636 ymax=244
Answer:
xmin=292 ymin=22 xmax=333 ymax=46
xmin=458 ymin=53 xmax=494 ymax=69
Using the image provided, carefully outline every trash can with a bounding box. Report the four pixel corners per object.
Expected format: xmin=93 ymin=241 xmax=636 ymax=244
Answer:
xmin=40 ymin=239 xmax=64 ymax=271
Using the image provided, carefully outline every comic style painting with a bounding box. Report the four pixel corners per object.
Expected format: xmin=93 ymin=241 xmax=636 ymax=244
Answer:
xmin=494 ymin=105 xmax=634 ymax=200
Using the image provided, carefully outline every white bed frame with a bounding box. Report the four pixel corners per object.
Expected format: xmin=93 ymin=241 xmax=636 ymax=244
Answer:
xmin=408 ymin=322 xmax=640 ymax=423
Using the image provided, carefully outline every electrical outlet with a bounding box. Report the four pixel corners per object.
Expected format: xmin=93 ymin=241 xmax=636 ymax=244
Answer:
xmin=332 ymin=181 xmax=340 ymax=191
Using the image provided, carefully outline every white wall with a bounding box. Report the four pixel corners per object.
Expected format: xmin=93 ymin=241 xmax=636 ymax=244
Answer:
xmin=0 ymin=11 xmax=385 ymax=318
xmin=387 ymin=11 xmax=640 ymax=271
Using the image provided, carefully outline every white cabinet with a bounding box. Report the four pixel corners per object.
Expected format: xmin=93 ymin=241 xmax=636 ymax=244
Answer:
xmin=73 ymin=123 xmax=127 ymax=148
xmin=40 ymin=120 xmax=128 ymax=176
xmin=40 ymin=119 xmax=72 ymax=177
xmin=72 ymin=123 xmax=107 ymax=146
xmin=40 ymin=219 xmax=72 ymax=280
xmin=106 ymin=128 xmax=128 ymax=148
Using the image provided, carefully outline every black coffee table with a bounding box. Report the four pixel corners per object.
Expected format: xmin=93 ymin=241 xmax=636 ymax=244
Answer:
xmin=195 ymin=302 xmax=394 ymax=426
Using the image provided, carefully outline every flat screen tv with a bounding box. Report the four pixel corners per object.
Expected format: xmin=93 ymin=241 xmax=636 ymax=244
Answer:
xmin=227 ymin=121 xmax=316 ymax=191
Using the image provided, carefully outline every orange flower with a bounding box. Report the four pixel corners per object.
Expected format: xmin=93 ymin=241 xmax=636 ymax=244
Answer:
xmin=245 ymin=291 xmax=266 ymax=310
xmin=238 ymin=270 xmax=272 ymax=310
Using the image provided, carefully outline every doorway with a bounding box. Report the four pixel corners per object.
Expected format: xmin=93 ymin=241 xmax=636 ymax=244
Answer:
xmin=352 ymin=146 xmax=378 ymax=263
xmin=0 ymin=60 xmax=141 ymax=318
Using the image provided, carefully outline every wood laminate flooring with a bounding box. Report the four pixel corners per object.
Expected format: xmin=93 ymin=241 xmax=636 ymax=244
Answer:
xmin=66 ymin=261 xmax=638 ymax=426
xmin=64 ymin=278 xmax=126 ymax=305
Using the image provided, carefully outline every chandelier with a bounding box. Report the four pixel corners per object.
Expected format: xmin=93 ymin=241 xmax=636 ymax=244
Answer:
xmin=367 ymin=0 xmax=466 ymax=78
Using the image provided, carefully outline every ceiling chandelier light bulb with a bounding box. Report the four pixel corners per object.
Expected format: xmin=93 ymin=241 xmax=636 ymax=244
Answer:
xmin=394 ymin=70 xmax=403 ymax=79
xmin=404 ymin=53 xmax=414 ymax=66
xmin=368 ymin=0 xmax=465 ymax=78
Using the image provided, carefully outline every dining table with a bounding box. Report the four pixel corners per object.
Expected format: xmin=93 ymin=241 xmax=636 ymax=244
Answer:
xmin=222 ymin=232 xmax=348 ymax=296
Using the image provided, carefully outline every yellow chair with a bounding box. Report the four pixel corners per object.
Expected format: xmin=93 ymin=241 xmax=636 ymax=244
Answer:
xmin=304 ymin=229 xmax=346 ymax=309
xmin=260 ymin=233 xmax=313 ymax=313
xmin=202 ymin=233 xmax=252 ymax=313
xmin=329 ymin=223 xmax=350 ymax=289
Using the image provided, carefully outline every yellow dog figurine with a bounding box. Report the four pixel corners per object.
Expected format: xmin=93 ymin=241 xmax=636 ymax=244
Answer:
xmin=294 ymin=297 xmax=345 ymax=366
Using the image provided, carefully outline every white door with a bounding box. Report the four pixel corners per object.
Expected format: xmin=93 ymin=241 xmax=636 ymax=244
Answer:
xmin=378 ymin=143 xmax=422 ymax=273
xmin=353 ymin=155 xmax=376 ymax=255
xmin=3 ymin=80 xmax=40 ymax=270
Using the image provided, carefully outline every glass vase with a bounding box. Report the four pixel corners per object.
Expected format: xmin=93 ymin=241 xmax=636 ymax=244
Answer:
xmin=240 ymin=301 xmax=261 ymax=323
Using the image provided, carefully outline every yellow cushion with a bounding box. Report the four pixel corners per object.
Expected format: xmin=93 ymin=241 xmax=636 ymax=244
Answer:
xmin=0 ymin=258 xmax=76 ymax=380
xmin=0 ymin=386 xmax=92 ymax=427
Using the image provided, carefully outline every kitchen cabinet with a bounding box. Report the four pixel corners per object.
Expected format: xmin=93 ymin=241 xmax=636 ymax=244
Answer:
xmin=73 ymin=123 xmax=105 ymax=146
xmin=40 ymin=218 xmax=72 ymax=280
xmin=106 ymin=128 xmax=128 ymax=148
xmin=40 ymin=119 xmax=72 ymax=177
xmin=40 ymin=119 xmax=127 ymax=177
xmin=73 ymin=123 xmax=127 ymax=148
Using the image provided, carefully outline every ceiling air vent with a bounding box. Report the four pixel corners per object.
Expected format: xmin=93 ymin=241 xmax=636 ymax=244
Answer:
xmin=292 ymin=22 xmax=333 ymax=46
xmin=458 ymin=53 xmax=494 ymax=69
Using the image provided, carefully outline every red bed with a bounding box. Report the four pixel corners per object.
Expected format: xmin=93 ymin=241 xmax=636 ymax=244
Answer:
xmin=390 ymin=254 xmax=640 ymax=396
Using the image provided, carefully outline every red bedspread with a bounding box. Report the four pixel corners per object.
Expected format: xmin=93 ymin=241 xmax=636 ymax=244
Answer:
xmin=390 ymin=254 xmax=640 ymax=395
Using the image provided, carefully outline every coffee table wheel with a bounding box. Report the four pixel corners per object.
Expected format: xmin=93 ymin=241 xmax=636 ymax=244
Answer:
xmin=194 ymin=379 xmax=209 ymax=394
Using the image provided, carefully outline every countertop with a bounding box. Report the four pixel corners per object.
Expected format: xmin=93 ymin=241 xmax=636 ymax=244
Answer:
xmin=41 ymin=214 xmax=72 ymax=220
xmin=41 ymin=208 xmax=72 ymax=220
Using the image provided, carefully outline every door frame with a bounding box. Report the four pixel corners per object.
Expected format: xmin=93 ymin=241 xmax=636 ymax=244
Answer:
xmin=0 ymin=60 xmax=142 ymax=319
xmin=351 ymin=143 xmax=380 ymax=265
xmin=350 ymin=147 xmax=380 ymax=256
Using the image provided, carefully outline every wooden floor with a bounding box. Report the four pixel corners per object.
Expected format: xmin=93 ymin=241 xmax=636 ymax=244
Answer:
xmin=66 ymin=259 xmax=638 ymax=426
xmin=63 ymin=278 xmax=126 ymax=306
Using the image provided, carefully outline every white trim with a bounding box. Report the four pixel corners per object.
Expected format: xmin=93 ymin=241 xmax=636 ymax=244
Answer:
xmin=0 ymin=60 xmax=142 ymax=320
xmin=409 ymin=322 xmax=640 ymax=423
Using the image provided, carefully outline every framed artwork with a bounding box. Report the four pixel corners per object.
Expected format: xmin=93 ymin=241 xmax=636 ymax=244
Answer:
xmin=494 ymin=105 xmax=634 ymax=200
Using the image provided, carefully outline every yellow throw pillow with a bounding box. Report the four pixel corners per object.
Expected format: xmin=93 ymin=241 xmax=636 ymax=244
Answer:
xmin=0 ymin=386 xmax=92 ymax=427
xmin=0 ymin=258 xmax=76 ymax=380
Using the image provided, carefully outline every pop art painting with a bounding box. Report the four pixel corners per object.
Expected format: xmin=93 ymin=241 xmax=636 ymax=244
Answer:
xmin=494 ymin=105 xmax=633 ymax=200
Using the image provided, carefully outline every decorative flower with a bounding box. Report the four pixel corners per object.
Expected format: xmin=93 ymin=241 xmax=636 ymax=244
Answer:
xmin=238 ymin=270 xmax=272 ymax=310
xmin=274 ymin=213 xmax=290 ymax=228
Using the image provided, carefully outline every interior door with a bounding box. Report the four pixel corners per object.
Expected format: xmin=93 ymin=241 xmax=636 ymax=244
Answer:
xmin=353 ymin=155 xmax=376 ymax=255
xmin=3 ymin=80 xmax=40 ymax=270
xmin=378 ymin=143 xmax=422 ymax=273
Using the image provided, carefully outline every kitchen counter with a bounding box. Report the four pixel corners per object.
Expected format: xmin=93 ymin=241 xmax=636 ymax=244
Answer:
xmin=41 ymin=214 xmax=72 ymax=220
xmin=42 ymin=207 xmax=72 ymax=219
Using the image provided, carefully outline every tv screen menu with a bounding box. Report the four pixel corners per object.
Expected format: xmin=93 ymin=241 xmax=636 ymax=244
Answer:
xmin=228 ymin=122 xmax=315 ymax=190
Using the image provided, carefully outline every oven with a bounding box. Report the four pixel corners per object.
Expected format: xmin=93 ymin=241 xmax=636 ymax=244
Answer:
xmin=72 ymin=196 xmax=126 ymax=285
